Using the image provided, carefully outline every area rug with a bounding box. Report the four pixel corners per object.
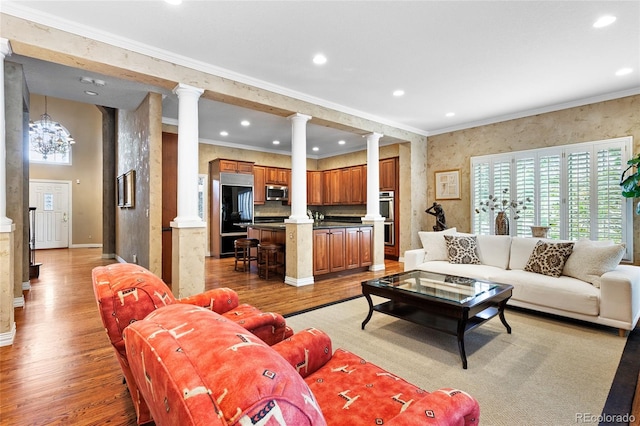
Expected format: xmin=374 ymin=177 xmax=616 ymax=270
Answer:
xmin=285 ymin=296 xmax=628 ymax=425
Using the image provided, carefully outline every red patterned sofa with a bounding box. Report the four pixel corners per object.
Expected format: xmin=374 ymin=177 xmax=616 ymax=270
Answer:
xmin=92 ymin=263 xmax=293 ymax=425
xmin=124 ymin=303 xmax=481 ymax=425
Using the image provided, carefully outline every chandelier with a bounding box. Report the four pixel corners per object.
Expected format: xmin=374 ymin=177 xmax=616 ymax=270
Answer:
xmin=29 ymin=97 xmax=75 ymax=160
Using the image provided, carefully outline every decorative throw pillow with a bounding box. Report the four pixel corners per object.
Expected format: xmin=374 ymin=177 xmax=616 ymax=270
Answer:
xmin=562 ymin=240 xmax=625 ymax=288
xmin=418 ymin=228 xmax=457 ymax=261
xmin=524 ymin=241 xmax=574 ymax=277
xmin=444 ymin=235 xmax=481 ymax=264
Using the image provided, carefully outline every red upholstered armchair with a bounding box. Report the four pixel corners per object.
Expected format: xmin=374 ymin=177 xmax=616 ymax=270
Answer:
xmin=91 ymin=263 xmax=293 ymax=425
xmin=124 ymin=303 xmax=481 ymax=426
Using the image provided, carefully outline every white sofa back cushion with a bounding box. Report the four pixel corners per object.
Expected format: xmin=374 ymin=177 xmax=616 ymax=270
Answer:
xmin=476 ymin=235 xmax=512 ymax=269
xmin=563 ymin=239 xmax=625 ymax=288
xmin=509 ymin=237 xmax=544 ymax=270
xmin=418 ymin=228 xmax=457 ymax=261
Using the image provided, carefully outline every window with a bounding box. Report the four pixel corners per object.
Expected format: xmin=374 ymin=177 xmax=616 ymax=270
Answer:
xmin=471 ymin=136 xmax=633 ymax=260
xmin=29 ymin=148 xmax=72 ymax=165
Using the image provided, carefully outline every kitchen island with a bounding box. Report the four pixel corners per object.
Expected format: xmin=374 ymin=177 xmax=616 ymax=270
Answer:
xmin=247 ymin=222 xmax=373 ymax=278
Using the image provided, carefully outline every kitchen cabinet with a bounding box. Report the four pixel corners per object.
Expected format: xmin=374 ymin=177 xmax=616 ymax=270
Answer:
xmin=322 ymin=171 xmax=332 ymax=205
xmin=330 ymin=169 xmax=341 ymax=205
xmin=350 ymin=165 xmax=365 ymax=204
xmin=266 ymin=167 xmax=289 ymax=185
xmin=307 ymin=171 xmax=323 ymax=206
xmin=219 ymin=159 xmax=254 ymax=174
xmin=379 ymin=158 xmax=397 ymax=191
xmin=312 ymin=228 xmax=346 ymax=275
xmin=345 ymin=226 xmax=372 ymax=269
xmin=253 ymin=166 xmax=266 ymax=204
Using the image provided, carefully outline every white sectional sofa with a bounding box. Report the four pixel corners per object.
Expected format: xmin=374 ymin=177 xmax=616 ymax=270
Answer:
xmin=404 ymin=228 xmax=640 ymax=335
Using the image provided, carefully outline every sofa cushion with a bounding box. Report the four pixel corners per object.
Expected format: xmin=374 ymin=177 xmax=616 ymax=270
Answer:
xmin=524 ymin=241 xmax=574 ymax=277
xmin=444 ymin=235 xmax=481 ymax=264
xmin=415 ymin=260 xmax=506 ymax=282
xmin=419 ymin=228 xmax=457 ymax=261
xmin=509 ymin=237 xmax=544 ymax=270
xmin=125 ymin=305 xmax=325 ymax=426
xmin=476 ymin=235 xmax=512 ymax=269
xmin=563 ymin=240 xmax=626 ymax=288
xmin=490 ymin=270 xmax=600 ymax=316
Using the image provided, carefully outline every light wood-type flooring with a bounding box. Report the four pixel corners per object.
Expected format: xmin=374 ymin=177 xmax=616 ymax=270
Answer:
xmin=0 ymin=248 xmax=403 ymax=425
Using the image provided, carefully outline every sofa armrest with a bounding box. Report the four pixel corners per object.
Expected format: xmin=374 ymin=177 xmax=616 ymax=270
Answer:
xmin=178 ymin=287 xmax=239 ymax=314
xmin=272 ymin=328 xmax=333 ymax=378
xmin=404 ymin=248 xmax=426 ymax=271
xmin=600 ymin=265 xmax=640 ymax=329
xmin=385 ymin=388 xmax=480 ymax=425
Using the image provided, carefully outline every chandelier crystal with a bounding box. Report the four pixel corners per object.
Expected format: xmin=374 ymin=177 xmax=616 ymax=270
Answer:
xmin=29 ymin=97 xmax=74 ymax=160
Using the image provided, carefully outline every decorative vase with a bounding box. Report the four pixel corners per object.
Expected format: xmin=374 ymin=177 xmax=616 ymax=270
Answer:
xmin=495 ymin=211 xmax=509 ymax=235
xmin=530 ymin=226 xmax=550 ymax=238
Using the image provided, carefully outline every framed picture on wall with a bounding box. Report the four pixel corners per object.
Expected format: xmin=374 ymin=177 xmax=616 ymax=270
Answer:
xmin=117 ymin=174 xmax=125 ymax=207
xmin=124 ymin=170 xmax=135 ymax=208
xmin=435 ymin=169 xmax=461 ymax=200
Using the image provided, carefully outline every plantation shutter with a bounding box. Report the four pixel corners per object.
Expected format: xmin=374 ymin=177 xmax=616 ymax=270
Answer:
xmin=514 ymin=156 xmax=536 ymax=236
xmin=596 ymin=146 xmax=623 ymax=241
xmin=471 ymin=161 xmax=490 ymax=235
xmin=538 ymin=154 xmax=562 ymax=239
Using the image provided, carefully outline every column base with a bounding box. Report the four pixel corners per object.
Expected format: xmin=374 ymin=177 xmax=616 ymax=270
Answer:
xmin=0 ymin=322 xmax=16 ymax=347
xmin=172 ymin=226 xmax=206 ymax=298
xmin=13 ymin=296 xmax=24 ymax=308
xmin=284 ymin=275 xmax=315 ymax=287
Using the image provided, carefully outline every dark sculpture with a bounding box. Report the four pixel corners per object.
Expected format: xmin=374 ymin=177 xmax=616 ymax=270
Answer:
xmin=425 ymin=202 xmax=447 ymax=231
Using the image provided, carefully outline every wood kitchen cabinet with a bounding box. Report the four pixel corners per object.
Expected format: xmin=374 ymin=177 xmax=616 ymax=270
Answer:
xmin=330 ymin=170 xmax=341 ymax=205
xmin=323 ymin=171 xmax=332 ymax=205
xmin=312 ymin=228 xmax=346 ymax=275
xmin=307 ymin=171 xmax=323 ymax=206
xmin=253 ymin=166 xmax=266 ymax=204
xmin=266 ymin=167 xmax=289 ymax=185
xmin=379 ymin=158 xmax=397 ymax=191
xmin=350 ymin=165 xmax=365 ymax=204
xmin=219 ymin=159 xmax=254 ymax=174
xmin=345 ymin=226 xmax=372 ymax=269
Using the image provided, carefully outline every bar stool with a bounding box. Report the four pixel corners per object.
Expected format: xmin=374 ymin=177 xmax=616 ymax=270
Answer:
xmin=234 ymin=238 xmax=259 ymax=272
xmin=257 ymin=243 xmax=284 ymax=279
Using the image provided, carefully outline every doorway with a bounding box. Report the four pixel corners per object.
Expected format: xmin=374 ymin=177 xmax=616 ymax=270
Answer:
xmin=29 ymin=180 xmax=71 ymax=249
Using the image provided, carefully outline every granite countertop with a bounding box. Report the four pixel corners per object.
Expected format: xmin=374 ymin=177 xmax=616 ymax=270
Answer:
xmin=248 ymin=221 xmax=372 ymax=230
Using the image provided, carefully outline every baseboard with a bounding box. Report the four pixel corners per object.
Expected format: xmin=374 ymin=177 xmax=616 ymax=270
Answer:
xmin=22 ymin=281 xmax=31 ymax=291
xmin=13 ymin=296 xmax=24 ymax=308
xmin=70 ymin=243 xmax=103 ymax=248
xmin=101 ymin=253 xmax=116 ymax=259
xmin=369 ymin=263 xmax=385 ymax=272
xmin=0 ymin=322 xmax=16 ymax=347
xmin=284 ymin=275 xmax=315 ymax=287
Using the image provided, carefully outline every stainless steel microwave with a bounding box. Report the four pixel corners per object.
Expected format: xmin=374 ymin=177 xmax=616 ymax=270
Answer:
xmin=266 ymin=185 xmax=289 ymax=201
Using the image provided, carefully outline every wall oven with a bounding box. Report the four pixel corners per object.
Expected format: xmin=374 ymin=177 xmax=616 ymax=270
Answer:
xmin=379 ymin=191 xmax=394 ymax=221
xmin=380 ymin=191 xmax=395 ymax=246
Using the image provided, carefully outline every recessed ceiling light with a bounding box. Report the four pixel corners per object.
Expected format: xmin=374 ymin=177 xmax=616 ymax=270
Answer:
xmin=615 ymin=67 xmax=633 ymax=76
xmin=220 ymin=131 xmax=228 ymax=136
xmin=84 ymin=90 xmax=98 ymax=96
xmin=80 ymin=76 xmax=93 ymax=84
xmin=593 ymin=15 xmax=616 ymax=28
xmin=272 ymin=140 xmax=280 ymax=145
xmin=446 ymin=112 xmax=455 ymax=117
xmin=93 ymin=79 xmax=106 ymax=87
xmin=393 ymin=90 xmax=405 ymax=97
xmin=312 ymin=147 xmax=319 ymax=152
xmin=240 ymin=120 xmax=250 ymax=126
xmin=313 ymin=54 xmax=327 ymax=65
xmin=338 ymin=140 xmax=346 ymax=145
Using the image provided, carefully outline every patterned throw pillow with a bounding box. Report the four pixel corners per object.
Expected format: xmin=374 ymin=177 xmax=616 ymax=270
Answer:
xmin=524 ymin=241 xmax=574 ymax=277
xmin=444 ymin=235 xmax=481 ymax=264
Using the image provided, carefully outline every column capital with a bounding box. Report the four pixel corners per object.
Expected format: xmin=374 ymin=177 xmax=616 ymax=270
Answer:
xmin=0 ymin=39 xmax=12 ymax=58
xmin=172 ymin=83 xmax=204 ymax=97
xmin=365 ymin=132 xmax=384 ymax=141
xmin=287 ymin=112 xmax=312 ymax=122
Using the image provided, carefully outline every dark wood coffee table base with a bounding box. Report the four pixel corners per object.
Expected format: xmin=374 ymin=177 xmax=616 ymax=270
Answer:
xmin=361 ymin=285 xmax=512 ymax=369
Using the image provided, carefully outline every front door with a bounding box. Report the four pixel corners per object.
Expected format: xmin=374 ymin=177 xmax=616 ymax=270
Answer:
xmin=29 ymin=180 xmax=70 ymax=249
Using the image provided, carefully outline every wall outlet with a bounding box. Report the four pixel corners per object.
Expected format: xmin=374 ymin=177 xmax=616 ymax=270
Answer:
xmin=132 ymin=254 xmax=138 ymax=264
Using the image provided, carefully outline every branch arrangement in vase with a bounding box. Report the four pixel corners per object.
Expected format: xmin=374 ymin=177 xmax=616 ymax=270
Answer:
xmin=475 ymin=188 xmax=531 ymax=220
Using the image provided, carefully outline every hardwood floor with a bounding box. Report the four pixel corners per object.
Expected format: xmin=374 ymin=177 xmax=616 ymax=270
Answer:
xmin=0 ymin=248 xmax=403 ymax=425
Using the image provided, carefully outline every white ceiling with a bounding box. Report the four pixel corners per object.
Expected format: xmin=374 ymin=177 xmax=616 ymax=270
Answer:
xmin=3 ymin=1 xmax=639 ymax=157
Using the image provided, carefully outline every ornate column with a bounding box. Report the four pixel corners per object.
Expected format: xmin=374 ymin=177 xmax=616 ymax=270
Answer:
xmin=170 ymin=83 xmax=206 ymax=298
xmin=0 ymin=38 xmax=15 ymax=346
xmin=362 ymin=132 xmax=385 ymax=272
xmin=284 ymin=113 xmax=314 ymax=287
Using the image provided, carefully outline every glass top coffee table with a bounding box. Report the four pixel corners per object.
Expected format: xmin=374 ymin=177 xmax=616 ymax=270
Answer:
xmin=361 ymin=270 xmax=513 ymax=369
